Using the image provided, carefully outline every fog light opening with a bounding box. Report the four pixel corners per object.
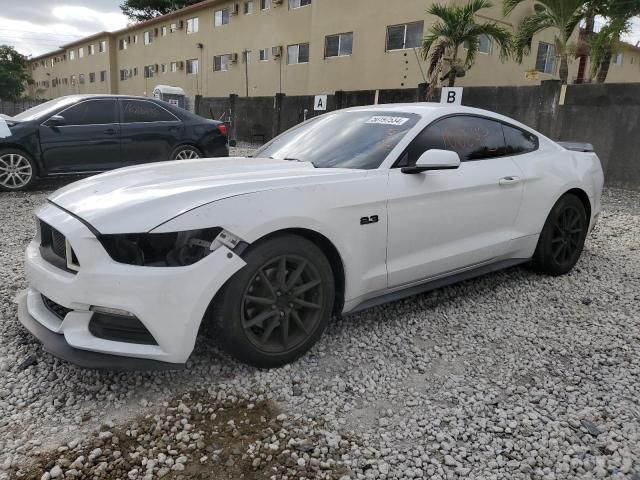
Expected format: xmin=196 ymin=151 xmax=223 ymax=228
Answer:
xmin=90 ymin=306 xmax=136 ymax=318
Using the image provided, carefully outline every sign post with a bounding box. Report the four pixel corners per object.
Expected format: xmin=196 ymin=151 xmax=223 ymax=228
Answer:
xmin=440 ymin=87 xmax=463 ymax=106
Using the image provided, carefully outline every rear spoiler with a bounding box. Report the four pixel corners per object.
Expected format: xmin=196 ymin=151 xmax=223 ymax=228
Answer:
xmin=558 ymin=141 xmax=594 ymax=153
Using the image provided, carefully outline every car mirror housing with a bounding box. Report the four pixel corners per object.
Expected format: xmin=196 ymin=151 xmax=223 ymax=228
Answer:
xmin=401 ymin=149 xmax=461 ymax=174
xmin=47 ymin=115 xmax=66 ymax=127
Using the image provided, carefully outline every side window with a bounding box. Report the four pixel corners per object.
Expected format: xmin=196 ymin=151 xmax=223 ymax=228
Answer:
xmin=56 ymin=100 xmax=117 ymax=126
xmin=400 ymin=116 xmax=506 ymax=166
xmin=503 ymin=124 xmax=538 ymax=155
xmin=121 ymin=100 xmax=177 ymax=123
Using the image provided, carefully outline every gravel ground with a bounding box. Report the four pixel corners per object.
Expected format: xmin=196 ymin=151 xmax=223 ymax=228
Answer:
xmin=0 ymin=151 xmax=639 ymax=479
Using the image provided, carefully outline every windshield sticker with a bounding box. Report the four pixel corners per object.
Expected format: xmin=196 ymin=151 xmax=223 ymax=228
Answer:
xmin=0 ymin=117 xmax=11 ymax=138
xmin=365 ymin=116 xmax=410 ymax=126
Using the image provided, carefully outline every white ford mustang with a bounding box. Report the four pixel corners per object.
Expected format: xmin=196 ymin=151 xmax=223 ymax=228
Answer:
xmin=17 ymin=104 xmax=604 ymax=369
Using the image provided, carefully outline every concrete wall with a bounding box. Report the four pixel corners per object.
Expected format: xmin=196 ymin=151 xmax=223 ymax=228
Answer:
xmin=198 ymin=81 xmax=640 ymax=189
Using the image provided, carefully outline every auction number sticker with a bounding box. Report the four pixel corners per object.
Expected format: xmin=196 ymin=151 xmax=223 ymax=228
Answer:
xmin=365 ymin=116 xmax=410 ymax=126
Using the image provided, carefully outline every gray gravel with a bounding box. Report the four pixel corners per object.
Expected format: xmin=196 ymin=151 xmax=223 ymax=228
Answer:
xmin=0 ymin=152 xmax=639 ymax=479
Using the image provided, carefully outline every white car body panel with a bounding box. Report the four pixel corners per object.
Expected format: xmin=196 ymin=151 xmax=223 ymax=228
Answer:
xmin=17 ymin=103 xmax=605 ymax=367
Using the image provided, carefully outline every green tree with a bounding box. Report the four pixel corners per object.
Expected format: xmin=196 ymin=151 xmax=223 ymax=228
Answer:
xmin=0 ymin=45 xmax=31 ymax=100
xmin=421 ymin=0 xmax=512 ymax=87
xmin=576 ymin=0 xmax=640 ymax=83
xmin=120 ymin=0 xmax=205 ymax=22
xmin=504 ymin=0 xmax=587 ymax=84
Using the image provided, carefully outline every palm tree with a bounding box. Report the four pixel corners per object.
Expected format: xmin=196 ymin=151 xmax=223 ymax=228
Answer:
xmin=589 ymin=16 xmax=630 ymax=82
xmin=421 ymin=0 xmax=512 ymax=87
xmin=504 ymin=0 xmax=587 ymax=84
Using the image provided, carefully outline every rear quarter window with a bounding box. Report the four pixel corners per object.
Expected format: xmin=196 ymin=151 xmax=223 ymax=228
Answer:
xmin=503 ymin=124 xmax=538 ymax=155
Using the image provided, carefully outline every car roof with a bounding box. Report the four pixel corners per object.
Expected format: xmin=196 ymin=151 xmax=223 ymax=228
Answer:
xmin=342 ymin=102 xmax=539 ymax=135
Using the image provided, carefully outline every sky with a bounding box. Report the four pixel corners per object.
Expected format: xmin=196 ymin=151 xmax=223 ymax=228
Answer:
xmin=0 ymin=1 xmax=639 ymax=58
xmin=0 ymin=0 xmax=129 ymax=58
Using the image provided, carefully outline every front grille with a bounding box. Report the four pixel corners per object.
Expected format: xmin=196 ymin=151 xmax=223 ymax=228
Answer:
xmin=51 ymin=228 xmax=66 ymax=258
xmin=39 ymin=220 xmax=80 ymax=273
xmin=41 ymin=295 xmax=72 ymax=321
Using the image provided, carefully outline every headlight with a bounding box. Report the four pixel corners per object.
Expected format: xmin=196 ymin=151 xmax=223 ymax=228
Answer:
xmin=98 ymin=227 xmax=222 ymax=267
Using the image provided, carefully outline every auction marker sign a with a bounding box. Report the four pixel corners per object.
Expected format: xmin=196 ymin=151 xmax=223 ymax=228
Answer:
xmin=441 ymin=87 xmax=463 ymax=106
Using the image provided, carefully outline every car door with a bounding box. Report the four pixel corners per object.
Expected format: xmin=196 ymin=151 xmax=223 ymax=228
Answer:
xmin=39 ymin=99 xmax=121 ymax=173
xmin=118 ymin=99 xmax=183 ymax=166
xmin=386 ymin=115 xmax=524 ymax=288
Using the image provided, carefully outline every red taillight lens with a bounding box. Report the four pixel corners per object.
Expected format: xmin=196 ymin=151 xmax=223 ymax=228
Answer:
xmin=217 ymin=124 xmax=228 ymax=137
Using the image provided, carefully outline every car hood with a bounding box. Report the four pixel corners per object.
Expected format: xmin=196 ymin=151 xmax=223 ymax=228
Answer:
xmin=48 ymin=157 xmax=358 ymax=234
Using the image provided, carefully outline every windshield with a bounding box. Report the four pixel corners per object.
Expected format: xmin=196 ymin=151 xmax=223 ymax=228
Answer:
xmin=13 ymin=96 xmax=82 ymax=122
xmin=254 ymin=111 xmax=420 ymax=169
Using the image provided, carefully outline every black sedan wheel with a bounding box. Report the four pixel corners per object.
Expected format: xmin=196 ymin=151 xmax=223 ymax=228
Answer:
xmin=0 ymin=150 xmax=36 ymax=191
xmin=531 ymin=193 xmax=589 ymax=276
xmin=172 ymin=146 xmax=201 ymax=160
xmin=211 ymin=234 xmax=335 ymax=368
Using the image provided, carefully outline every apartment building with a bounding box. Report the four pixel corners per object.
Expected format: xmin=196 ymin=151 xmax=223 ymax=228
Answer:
xmin=28 ymin=0 xmax=640 ymax=101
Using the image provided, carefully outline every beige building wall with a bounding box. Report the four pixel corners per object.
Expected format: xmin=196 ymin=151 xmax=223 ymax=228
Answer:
xmin=27 ymin=0 xmax=640 ymax=101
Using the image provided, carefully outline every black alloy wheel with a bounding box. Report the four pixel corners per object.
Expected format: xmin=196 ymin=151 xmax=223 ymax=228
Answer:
xmin=531 ymin=193 xmax=589 ymax=276
xmin=211 ymin=234 xmax=334 ymax=368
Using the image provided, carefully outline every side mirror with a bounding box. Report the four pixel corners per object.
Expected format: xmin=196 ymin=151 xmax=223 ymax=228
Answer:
xmin=401 ymin=149 xmax=461 ymax=174
xmin=47 ymin=115 xmax=66 ymax=127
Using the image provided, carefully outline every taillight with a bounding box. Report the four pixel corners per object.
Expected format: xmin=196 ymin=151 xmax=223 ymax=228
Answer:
xmin=217 ymin=124 xmax=228 ymax=137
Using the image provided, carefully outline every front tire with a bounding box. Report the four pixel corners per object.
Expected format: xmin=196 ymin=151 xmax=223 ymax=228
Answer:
xmin=531 ymin=194 xmax=589 ymax=276
xmin=211 ymin=234 xmax=335 ymax=368
xmin=0 ymin=149 xmax=36 ymax=191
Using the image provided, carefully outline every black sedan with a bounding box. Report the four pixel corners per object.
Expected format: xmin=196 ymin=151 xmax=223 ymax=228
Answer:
xmin=0 ymin=95 xmax=229 ymax=191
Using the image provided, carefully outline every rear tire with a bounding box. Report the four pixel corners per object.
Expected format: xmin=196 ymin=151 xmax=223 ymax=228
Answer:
xmin=531 ymin=194 xmax=589 ymax=276
xmin=211 ymin=234 xmax=334 ymax=368
xmin=171 ymin=145 xmax=202 ymax=160
xmin=0 ymin=149 xmax=36 ymax=191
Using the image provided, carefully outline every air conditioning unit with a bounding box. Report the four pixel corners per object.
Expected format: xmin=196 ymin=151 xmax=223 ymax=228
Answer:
xmin=272 ymin=46 xmax=283 ymax=58
xmin=231 ymin=3 xmax=239 ymax=15
xmin=273 ymin=0 xmax=283 ymax=5
xmin=230 ymin=53 xmax=239 ymax=63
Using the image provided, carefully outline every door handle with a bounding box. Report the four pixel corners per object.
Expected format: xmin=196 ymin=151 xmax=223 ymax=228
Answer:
xmin=103 ymin=128 xmax=117 ymax=135
xmin=499 ymin=176 xmax=521 ymax=186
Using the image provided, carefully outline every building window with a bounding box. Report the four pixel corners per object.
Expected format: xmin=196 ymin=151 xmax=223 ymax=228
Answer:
xmin=162 ymin=26 xmax=168 ymax=36
xmin=88 ymin=44 xmax=95 ymax=55
xmin=119 ymin=38 xmax=128 ymax=50
xmin=259 ymin=48 xmax=269 ymax=61
xmin=386 ymin=21 xmax=424 ymax=51
xmin=214 ymin=54 xmax=231 ymax=71
xmin=187 ymin=17 xmax=199 ymax=34
xmin=161 ymin=63 xmax=167 ymax=73
xmin=186 ymin=58 xmax=199 ymax=74
xmin=99 ymin=40 xmax=107 ymax=53
xmin=243 ymin=51 xmax=251 ymax=64
xmin=144 ymin=65 xmax=155 ymax=78
xmin=100 ymin=70 xmax=107 ymax=82
xmin=535 ymin=41 xmax=556 ymax=74
xmin=133 ymin=34 xmax=138 ymax=44
xmin=79 ymin=47 xmax=84 ymax=58
xmin=170 ymin=23 xmax=178 ymax=33
xmin=89 ymin=72 xmax=96 ymax=83
xmin=69 ymin=50 xmax=76 ymax=60
xmin=144 ymin=31 xmax=153 ymax=45
xmin=133 ymin=67 xmax=138 ymax=76
xmin=288 ymin=43 xmax=309 ymax=64
xmin=215 ymin=8 xmax=230 ymax=26
xmin=244 ymin=1 xmax=253 ymax=14
xmin=171 ymin=62 xmax=178 ymax=72
xmin=611 ymin=52 xmax=623 ymax=65
xmin=71 ymin=75 xmax=76 ymax=85
xmin=289 ymin=0 xmax=311 ymax=8
xmin=261 ymin=0 xmax=271 ymax=9
xmin=79 ymin=74 xmax=85 ymax=84
xmin=464 ymin=34 xmax=492 ymax=54
xmin=325 ymin=32 xmax=353 ymax=58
